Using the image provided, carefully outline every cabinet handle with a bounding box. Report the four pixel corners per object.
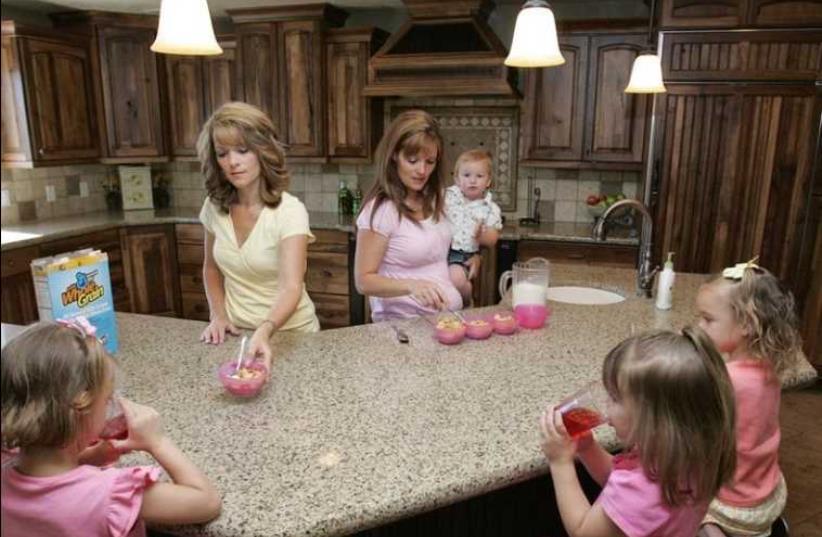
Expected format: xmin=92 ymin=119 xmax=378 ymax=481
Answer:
xmin=7 ymin=260 xmax=14 ymax=267
xmin=566 ymin=253 xmax=585 ymax=260
xmin=38 ymin=148 xmax=45 ymax=156
xmin=322 ymin=269 xmax=333 ymax=278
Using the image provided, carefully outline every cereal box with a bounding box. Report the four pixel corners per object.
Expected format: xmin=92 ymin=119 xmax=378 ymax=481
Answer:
xmin=31 ymin=249 xmax=119 ymax=353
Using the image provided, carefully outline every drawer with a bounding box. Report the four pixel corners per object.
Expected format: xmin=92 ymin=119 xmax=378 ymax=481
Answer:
xmin=1 ymin=246 xmax=39 ymax=277
xmin=180 ymin=271 xmax=205 ymax=294
xmin=306 ymin=252 xmax=349 ymax=295
xmin=518 ymin=241 xmax=637 ymax=268
xmin=176 ymin=224 xmax=204 ymax=244
xmin=39 ymin=229 xmax=120 ymax=256
xmin=308 ymin=229 xmax=349 ymax=254
xmin=182 ymin=293 xmax=210 ymax=321
xmin=177 ymin=244 xmax=205 ymax=266
xmin=309 ymin=292 xmax=350 ymax=329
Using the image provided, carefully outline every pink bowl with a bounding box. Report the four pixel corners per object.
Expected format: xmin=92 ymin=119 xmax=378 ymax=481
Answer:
xmin=492 ymin=312 xmax=518 ymax=335
xmin=435 ymin=321 xmax=466 ymax=345
xmin=217 ymin=361 xmax=268 ymax=398
xmin=464 ymin=317 xmax=493 ymax=340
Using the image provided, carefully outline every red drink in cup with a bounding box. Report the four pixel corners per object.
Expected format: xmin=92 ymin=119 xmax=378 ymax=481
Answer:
xmin=100 ymin=397 xmax=128 ymax=440
xmin=556 ymin=382 xmax=607 ymax=438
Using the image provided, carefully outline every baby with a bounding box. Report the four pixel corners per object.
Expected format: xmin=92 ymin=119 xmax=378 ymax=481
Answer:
xmin=444 ymin=149 xmax=503 ymax=305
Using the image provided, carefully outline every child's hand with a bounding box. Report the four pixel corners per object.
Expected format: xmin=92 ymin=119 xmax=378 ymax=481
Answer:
xmin=111 ymin=399 xmax=165 ymax=455
xmin=79 ymin=440 xmax=120 ymax=467
xmin=540 ymin=405 xmax=577 ymax=465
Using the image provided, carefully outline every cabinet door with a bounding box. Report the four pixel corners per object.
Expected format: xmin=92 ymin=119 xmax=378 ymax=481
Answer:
xmin=236 ymin=24 xmax=279 ymax=132
xmin=165 ymin=56 xmax=205 ymax=157
xmin=203 ymin=42 xmax=236 ymax=117
xmin=123 ymin=226 xmax=181 ymax=317
xmin=279 ymin=20 xmax=324 ymax=158
xmin=22 ymin=38 xmax=99 ymax=162
xmin=653 ymin=85 xmax=818 ymax=281
xmin=521 ymin=36 xmax=588 ymax=162
xmin=585 ymin=35 xmax=648 ymax=163
xmin=98 ymin=26 xmax=165 ymax=158
xmin=0 ymin=246 xmax=39 ymax=325
xmin=326 ymin=39 xmax=369 ymax=160
xmin=747 ymin=0 xmax=822 ymax=26
xmin=660 ymin=0 xmax=746 ymax=28
xmin=1 ymin=35 xmax=33 ymax=163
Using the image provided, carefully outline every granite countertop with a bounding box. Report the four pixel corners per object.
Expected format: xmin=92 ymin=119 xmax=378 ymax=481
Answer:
xmin=74 ymin=265 xmax=812 ymax=537
xmin=1 ymin=210 xmax=637 ymax=251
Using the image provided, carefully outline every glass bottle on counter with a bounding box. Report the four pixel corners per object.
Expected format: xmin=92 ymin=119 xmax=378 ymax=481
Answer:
xmin=351 ymin=187 xmax=362 ymax=215
xmin=338 ymin=180 xmax=353 ymax=215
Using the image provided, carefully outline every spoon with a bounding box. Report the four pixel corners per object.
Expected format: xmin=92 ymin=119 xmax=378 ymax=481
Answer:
xmin=235 ymin=335 xmax=248 ymax=373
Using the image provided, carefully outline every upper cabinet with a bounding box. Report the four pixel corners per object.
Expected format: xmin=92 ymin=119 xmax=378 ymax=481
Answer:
xmin=229 ymin=4 xmax=348 ymax=161
xmin=660 ymin=0 xmax=822 ymax=28
xmin=1 ymin=21 xmax=100 ymax=166
xmin=51 ymin=12 xmax=166 ymax=163
xmin=521 ymin=28 xmax=649 ymax=168
xmin=326 ymin=27 xmax=387 ymax=162
xmin=166 ymin=37 xmax=236 ymax=158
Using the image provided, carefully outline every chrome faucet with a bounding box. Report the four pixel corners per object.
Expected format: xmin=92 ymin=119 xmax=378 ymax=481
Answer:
xmin=592 ymin=199 xmax=659 ymax=298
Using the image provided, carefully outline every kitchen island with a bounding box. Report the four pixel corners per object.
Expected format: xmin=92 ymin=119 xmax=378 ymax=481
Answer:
xmin=80 ymin=265 xmax=816 ymax=536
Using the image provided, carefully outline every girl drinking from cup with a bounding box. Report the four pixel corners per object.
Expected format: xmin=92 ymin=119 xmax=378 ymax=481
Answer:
xmin=541 ymin=327 xmax=737 ymax=537
xmin=1 ymin=319 xmax=221 ymax=537
xmin=696 ymin=261 xmax=802 ymax=537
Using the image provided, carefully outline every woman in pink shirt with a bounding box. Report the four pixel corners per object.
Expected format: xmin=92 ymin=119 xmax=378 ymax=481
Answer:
xmin=540 ymin=327 xmax=737 ymax=537
xmin=1 ymin=320 xmax=221 ymax=537
xmin=355 ymin=110 xmax=462 ymax=321
xmin=696 ymin=262 xmax=802 ymax=536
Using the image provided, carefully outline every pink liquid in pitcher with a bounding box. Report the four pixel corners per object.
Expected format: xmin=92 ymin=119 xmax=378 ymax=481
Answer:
xmin=514 ymin=304 xmax=549 ymax=329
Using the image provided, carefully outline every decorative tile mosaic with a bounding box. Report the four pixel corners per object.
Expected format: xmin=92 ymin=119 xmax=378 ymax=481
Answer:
xmin=390 ymin=106 xmax=519 ymax=212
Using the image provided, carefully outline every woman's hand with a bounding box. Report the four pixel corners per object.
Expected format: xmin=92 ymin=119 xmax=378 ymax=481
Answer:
xmin=407 ymin=280 xmax=446 ymax=309
xmin=200 ymin=315 xmax=239 ymax=345
xmin=540 ymin=405 xmax=577 ymax=465
xmin=111 ymin=399 xmax=165 ymax=455
xmin=465 ymin=254 xmax=482 ymax=280
xmin=247 ymin=325 xmax=273 ymax=371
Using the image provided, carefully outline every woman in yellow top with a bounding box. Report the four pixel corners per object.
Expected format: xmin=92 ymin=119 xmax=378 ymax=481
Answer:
xmin=197 ymin=102 xmax=319 ymax=366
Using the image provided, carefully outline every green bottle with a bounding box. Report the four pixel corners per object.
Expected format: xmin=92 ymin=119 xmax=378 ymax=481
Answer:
xmin=338 ymin=180 xmax=352 ymax=215
xmin=351 ymin=187 xmax=362 ymax=215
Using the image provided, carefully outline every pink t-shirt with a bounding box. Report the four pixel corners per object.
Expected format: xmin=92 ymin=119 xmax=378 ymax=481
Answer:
xmin=718 ymin=358 xmax=781 ymax=507
xmin=598 ymin=452 xmax=708 ymax=537
xmin=357 ymin=198 xmax=462 ymax=321
xmin=1 ymin=464 xmax=160 ymax=537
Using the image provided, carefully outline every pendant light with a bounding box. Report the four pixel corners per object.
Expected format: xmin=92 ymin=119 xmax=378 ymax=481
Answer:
xmin=625 ymin=0 xmax=666 ymax=93
xmin=504 ymin=1 xmax=564 ymax=68
xmin=151 ymin=0 xmax=222 ymax=56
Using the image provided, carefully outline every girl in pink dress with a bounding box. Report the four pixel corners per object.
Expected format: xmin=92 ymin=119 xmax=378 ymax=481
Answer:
xmin=1 ymin=319 xmax=221 ymax=537
xmin=696 ymin=262 xmax=802 ymax=536
xmin=540 ymin=327 xmax=737 ymax=537
xmin=355 ymin=110 xmax=462 ymax=322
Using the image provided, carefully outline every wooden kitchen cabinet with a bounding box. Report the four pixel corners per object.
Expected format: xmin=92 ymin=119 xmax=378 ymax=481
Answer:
xmin=660 ymin=0 xmax=822 ymax=28
xmin=325 ymin=27 xmax=387 ymax=162
xmin=518 ymin=240 xmax=638 ymax=268
xmin=1 ymin=21 xmax=100 ymax=166
xmin=165 ymin=38 xmax=236 ymax=158
xmin=521 ymin=28 xmax=649 ymax=169
xmin=175 ymin=223 xmax=209 ymax=321
xmin=234 ymin=23 xmax=280 ymax=129
xmin=0 ymin=246 xmax=40 ymax=325
xmin=122 ymin=226 xmax=181 ymax=317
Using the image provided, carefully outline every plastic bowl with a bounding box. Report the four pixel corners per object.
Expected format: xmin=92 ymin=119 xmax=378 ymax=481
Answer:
xmin=492 ymin=312 xmax=518 ymax=335
xmin=464 ymin=317 xmax=493 ymax=340
xmin=218 ymin=361 xmax=268 ymax=398
xmin=435 ymin=316 xmax=466 ymax=345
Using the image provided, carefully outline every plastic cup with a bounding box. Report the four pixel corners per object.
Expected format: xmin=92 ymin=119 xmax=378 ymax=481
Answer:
xmin=514 ymin=304 xmax=550 ymax=329
xmin=556 ymin=382 xmax=608 ymax=438
xmin=100 ymin=396 xmax=128 ymax=440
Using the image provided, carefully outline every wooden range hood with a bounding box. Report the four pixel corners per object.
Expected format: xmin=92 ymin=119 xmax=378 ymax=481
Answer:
xmin=362 ymin=0 xmax=518 ymax=97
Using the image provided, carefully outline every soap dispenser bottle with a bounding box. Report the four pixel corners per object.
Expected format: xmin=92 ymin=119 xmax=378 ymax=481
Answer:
xmin=655 ymin=252 xmax=676 ymax=310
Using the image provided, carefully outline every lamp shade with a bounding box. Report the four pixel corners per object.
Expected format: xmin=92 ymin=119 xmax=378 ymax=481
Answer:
xmin=151 ymin=0 xmax=222 ymax=56
xmin=624 ymin=53 xmax=666 ymax=93
xmin=504 ymin=1 xmax=564 ymax=68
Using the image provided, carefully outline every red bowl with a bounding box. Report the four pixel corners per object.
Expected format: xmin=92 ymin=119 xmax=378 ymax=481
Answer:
xmin=492 ymin=312 xmax=518 ymax=335
xmin=217 ymin=361 xmax=268 ymax=398
xmin=464 ymin=317 xmax=493 ymax=339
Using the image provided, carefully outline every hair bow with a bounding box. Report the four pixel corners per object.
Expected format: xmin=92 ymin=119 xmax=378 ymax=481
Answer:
xmin=57 ymin=316 xmax=98 ymax=338
xmin=722 ymin=256 xmax=760 ymax=281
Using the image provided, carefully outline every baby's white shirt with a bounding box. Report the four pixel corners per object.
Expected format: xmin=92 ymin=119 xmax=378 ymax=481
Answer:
xmin=444 ymin=185 xmax=503 ymax=253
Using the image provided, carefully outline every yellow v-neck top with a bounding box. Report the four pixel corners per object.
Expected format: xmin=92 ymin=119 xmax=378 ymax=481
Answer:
xmin=199 ymin=192 xmax=319 ymax=332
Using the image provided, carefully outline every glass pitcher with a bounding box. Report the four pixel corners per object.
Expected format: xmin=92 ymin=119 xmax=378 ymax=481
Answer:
xmin=498 ymin=257 xmax=550 ymax=328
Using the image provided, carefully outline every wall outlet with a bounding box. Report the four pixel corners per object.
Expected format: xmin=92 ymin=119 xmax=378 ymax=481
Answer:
xmin=1 ymin=189 xmax=10 ymax=207
xmin=79 ymin=181 xmax=89 ymax=198
xmin=45 ymin=184 xmax=56 ymax=202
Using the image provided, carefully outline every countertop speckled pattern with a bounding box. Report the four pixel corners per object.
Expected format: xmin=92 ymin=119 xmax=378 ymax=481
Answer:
xmin=99 ymin=266 xmax=815 ymax=537
xmin=1 ymin=209 xmax=637 ymax=250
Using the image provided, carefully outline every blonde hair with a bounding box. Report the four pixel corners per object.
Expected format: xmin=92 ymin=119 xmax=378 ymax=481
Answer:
xmin=602 ymin=326 xmax=736 ymax=507
xmin=197 ymin=102 xmax=290 ymax=214
xmin=453 ymin=149 xmax=493 ymax=182
xmin=361 ymin=109 xmax=445 ymax=227
xmin=707 ymin=266 xmax=802 ymax=376
xmin=1 ymin=322 xmax=112 ymax=450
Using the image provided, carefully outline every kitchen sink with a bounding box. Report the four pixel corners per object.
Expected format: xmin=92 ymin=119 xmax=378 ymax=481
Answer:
xmin=546 ymin=286 xmax=625 ymax=305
